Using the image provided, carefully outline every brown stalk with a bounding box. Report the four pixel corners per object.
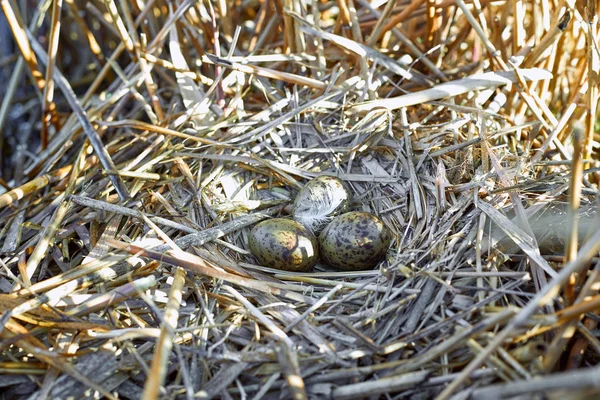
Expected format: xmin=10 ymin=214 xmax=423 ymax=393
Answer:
xmin=142 ymin=267 xmax=186 ymax=399
xmin=64 ymin=0 xmax=105 ymax=65
xmin=40 ymin=0 xmax=64 ymax=150
xmin=0 ymin=0 xmax=45 ymax=89
xmin=583 ymin=5 xmax=599 ymax=161
xmin=522 ymin=11 xmax=571 ymax=67
xmin=0 ymin=162 xmax=85 ymax=209
xmin=1 ymin=0 xmax=61 ymax=139
xmin=377 ymin=0 xmax=427 ymax=41
xmin=367 ymin=0 xmax=399 ymax=46
xmin=564 ymin=124 xmax=584 ymax=304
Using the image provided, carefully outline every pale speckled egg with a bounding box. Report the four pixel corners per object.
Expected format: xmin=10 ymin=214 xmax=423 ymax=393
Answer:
xmin=248 ymin=218 xmax=319 ymax=271
xmin=319 ymin=212 xmax=392 ymax=271
xmin=292 ymin=175 xmax=351 ymax=234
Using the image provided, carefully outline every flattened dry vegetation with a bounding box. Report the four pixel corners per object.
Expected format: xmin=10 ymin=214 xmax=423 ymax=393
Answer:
xmin=0 ymin=0 xmax=599 ymax=399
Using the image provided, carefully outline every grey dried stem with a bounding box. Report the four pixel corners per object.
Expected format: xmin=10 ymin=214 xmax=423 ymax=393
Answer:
xmin=0 ymin=0 xmax=598 ymax=399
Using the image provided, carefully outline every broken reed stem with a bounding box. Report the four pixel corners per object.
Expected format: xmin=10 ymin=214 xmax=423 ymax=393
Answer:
xmin=567 ymin=319 xmax=600 ymax=369
xmin=377 ymin=0 xmax=425 ymax=41
xmin=555 ymin=292 xmax=600 ymax=323
xmin=584 ymin=8 xmax=599 ymax=160
xmin=366 ymin=0 xmax=398 ymax=46
xmin=0 ymin=0 xmax=46 ymax=97
xmin=0 ymin=163 xmax=79 ymax=209
xmin=564 ymin=123 xmax=584 ymax=305
xmin=521 ymin=11 xmax=571 ymax=67
xmin=512 ymin=0 xmax=524 ymax=52
xmin=40 ymin=0 xmax=63 ymax=149
xmin=103 ymin=0 xmax=135 ymax=53
xmin=142 ymin=267 xmax=186 ymax=400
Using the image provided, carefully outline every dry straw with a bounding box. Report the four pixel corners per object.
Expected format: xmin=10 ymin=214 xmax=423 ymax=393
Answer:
xmin=0 ymin=0 xmax=598 ymax=399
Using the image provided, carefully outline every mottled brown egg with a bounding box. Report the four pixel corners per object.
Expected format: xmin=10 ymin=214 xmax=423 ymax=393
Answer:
xmin=249 ymin=218 xmax=319 ymax=271
xmin=292 ymin=175 xmax=351 ymax=234
xmin=319 ymin=212 xmax=392 ymax=270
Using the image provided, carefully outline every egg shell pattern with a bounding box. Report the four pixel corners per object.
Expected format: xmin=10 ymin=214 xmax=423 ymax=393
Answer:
xmin=249 ymin=218 xmax=319 ymax=272
xmin=319 ymin=212 xmax=391 ymax=271
xmin=292 ymin=175 xmax=351 ymax=234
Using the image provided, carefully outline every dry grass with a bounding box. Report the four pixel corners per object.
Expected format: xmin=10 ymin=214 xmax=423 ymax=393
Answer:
xmin=0 ymin=0 xmax=599 ymax=399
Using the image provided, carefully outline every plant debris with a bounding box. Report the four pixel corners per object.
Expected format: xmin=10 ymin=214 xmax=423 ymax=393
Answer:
xmin=0 ymin=0 xmax=599 ymax=399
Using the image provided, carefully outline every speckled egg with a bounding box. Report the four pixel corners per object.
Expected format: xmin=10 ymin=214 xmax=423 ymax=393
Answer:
xmin=292 ymin=175 xmax=351 ymax=234
xmin=249 ymin=218 xmax=319 ymax=271
xmin=319 ymin=212 xmax=392 ymax=271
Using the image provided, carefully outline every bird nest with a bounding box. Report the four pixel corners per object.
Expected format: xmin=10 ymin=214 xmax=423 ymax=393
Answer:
xmin=0 ymin=1 xmax=599 ymax=399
